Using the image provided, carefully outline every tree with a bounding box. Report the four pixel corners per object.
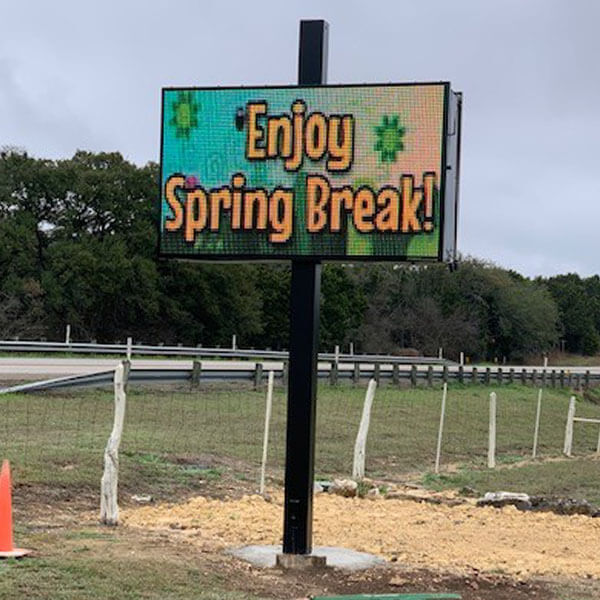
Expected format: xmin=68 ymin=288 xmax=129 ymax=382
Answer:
xmin=42 ymin=238 xmax=159 ymax=341
xmin=544 ymin=274 xmax=600 ymax=355
xmin=351 ymin=259 xmax=560 ymax=361
xmin=0 ymin=148 xmax=592 ymax=360
xmin=156 ymin=263 xmax=263 ymax=346
xmin=320 ymin=265 xmax=366 ymax=351
xmin=254 ymin=265 xmax=290 ymax=350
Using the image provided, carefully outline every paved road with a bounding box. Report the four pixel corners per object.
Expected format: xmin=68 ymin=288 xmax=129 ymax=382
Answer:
xmin=0 ymin=357 xmax=598 ymax=381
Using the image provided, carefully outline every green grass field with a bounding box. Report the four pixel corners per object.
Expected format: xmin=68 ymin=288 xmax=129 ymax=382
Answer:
xmin=2 ymin=382 xmax=600 ymax=599
xmin=1 ymin=382 xmax=599 ymax=502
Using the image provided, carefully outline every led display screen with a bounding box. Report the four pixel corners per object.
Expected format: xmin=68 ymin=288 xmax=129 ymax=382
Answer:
xmin=159 ymin=83 xmax=460 ymax=261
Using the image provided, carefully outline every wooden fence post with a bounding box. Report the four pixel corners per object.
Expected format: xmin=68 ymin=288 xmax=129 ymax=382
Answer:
xmin=254 ymin=363 xmax=263 ymax=390
xmin=191 ymin=359 xmax=202 ymax=389
xmin=352 ymin=379 xmax=377 ymax=479
xmin=100 ymin=361 xmax=129 ymax=526
xmin=520 ymin=368 xmax=527 ymax=385
xmin=563 ymin=396 xmax=576 ymax=457
xmin=458 ymin=365 xmax=464 ymax=384
xmin=443 ymin=365 xmax=449 ymax=384
xmin=410 ymin=365 xmax=417 ymax=387
xmin=551 ymin=369 xmax=557 ymax=388
xmin=508 ymin=368 xmax=514 ymax=385
xmin=427 ymin=365 xmax=434 ymax=387
xmin=532 ymin=388 xmax=543 ymax=458
xmin=282 ymin=360 xmax=289 ymax=387
xmin=472 ymin=367 xmax=478 ymax=385
xmin=392 ymin=363 xmax=400 ymax=385
xmin=374 ymin=363 xmax=381 ymax=385
xmin=259 ymin=371 xmax=274 ymax=496
xmin=585 ymin=370 xmax=591 ymax=388
xmin=353 ymin=362 xmax=360 ymax=386
xmin=488 ymin=392 xmax=497 ymax=469
xmin=497 ymin=367 xmax=503 ymax=385
xmin=329 ymin=361 xmax=338 ymax=386
xmin=434 ymin=383 xmax=448 ymax=473
xmin=531 ymin=369 xmax=537 ymax=387
xmin=485 ymin=367 xmax=491 ymax=385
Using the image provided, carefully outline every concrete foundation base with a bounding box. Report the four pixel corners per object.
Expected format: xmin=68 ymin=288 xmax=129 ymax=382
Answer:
xmin=276 ymin=552 xmax=327 ymax=570
xmin=228 ymin=544 xmax=386 ymax=570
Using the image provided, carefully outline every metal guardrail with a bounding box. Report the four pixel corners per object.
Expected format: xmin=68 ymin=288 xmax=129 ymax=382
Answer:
xmin=1 ymin=363 xmax=598 ymax=394
xmin=0 ymin=339 xmax=453 ymax=365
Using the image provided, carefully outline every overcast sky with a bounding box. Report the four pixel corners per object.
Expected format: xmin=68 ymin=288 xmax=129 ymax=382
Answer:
xmin=1 ymin=0 xmax=598 ymax=277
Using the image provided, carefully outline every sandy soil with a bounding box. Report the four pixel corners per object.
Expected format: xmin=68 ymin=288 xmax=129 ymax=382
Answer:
xmin=122 ymin=490 xmax=600 ymax=579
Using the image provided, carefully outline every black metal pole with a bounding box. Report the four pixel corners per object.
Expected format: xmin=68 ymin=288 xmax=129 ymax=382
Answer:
xmin=282 ymin=19 xmax=328 ymax=556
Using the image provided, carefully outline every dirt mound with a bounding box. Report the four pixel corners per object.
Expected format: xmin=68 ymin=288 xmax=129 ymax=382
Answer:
xmin=123 ymin=491 xmax=600 ymax=579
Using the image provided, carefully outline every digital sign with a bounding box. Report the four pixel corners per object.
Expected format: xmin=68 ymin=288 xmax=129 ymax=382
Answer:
xmin=159 ymin=83 xmax=461 ymax=261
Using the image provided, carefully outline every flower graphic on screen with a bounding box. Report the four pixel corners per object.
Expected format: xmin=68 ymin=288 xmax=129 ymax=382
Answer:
xmin=170 ymin=92 xmax=199 ymax=138
xmin=374 ymin=115 xmax=405 ymax=163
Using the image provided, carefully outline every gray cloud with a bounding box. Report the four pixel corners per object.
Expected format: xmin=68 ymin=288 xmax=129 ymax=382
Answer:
xmin=0 ymin=0 xmax=598 ymax=276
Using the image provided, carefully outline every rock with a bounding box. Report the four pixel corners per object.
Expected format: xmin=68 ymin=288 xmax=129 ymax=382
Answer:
xmin=366 ymin=487 xmax=381 ymax=500
xmin=384 ymin=490 xmax=467 ymax=507
xmin=313 ymin=482 xmax=324 ymax=494
xmin=131 ymin=494 xmax=154 ymax=504
xmin=530 ymin=496 xmax=598 ymax=516
xmin=477 ymin=492 xmax=600 ymax=516
xmin=315 ymin=480 xmax=332 ymax=492
xmin=384 ymin=490 xmax=409 ymax=500
xmin=331 ymin=478 xmax=358 ymax=497
xmin=477 ymin=491 xmax=531 ymax=510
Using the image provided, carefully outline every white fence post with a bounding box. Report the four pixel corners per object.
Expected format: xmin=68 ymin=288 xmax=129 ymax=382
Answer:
xmin=563 ymin=396 xmax=576 ymax=457
xmin=532 ymin=388 xmax=543 ymax=458
xmin=259 ymin=371 xmax=274 ymax=496
xmin=352 ymin=379 xmax=377 ymax=480
xmin=434 ymin=383 xmax=448 ymax=474
xmin=459 ymin=352 xmax=464 ymax=366
xmin=65 ymin=324 xmax=71 ymax=345
xmin=100 ymin=361 xmax=129 ymax=525
xmin=232 ymin=334 xmax=237 ymax=350
xmin=126 ymin=337 xmax=132 ymax=360
xmin=488 ymin=392 xmax=497 ymax=469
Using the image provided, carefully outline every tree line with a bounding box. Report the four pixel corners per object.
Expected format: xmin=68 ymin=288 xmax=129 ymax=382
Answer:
xmin=0 ymin=149 xmax=598 ymax=361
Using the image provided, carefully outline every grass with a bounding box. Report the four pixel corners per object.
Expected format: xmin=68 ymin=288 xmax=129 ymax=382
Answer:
xmin=2 ymin=381 xmax=600 ymax=598
xmin=421 ymin=457 xmax=600 ymax=503
xmin=0 ymin=526 xmax=263 ymax=599
xmin=0 ymin=382 xmax=597 ymax=501
xmin=543 ymin=352 xmax=600 ymax=368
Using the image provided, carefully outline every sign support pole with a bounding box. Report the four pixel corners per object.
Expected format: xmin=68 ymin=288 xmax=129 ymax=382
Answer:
xmin=281 ymin=19 xmax=328 ymax=556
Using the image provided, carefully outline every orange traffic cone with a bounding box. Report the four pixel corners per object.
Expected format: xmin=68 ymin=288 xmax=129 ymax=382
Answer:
xmin=0 ymin=460 xmax=30 ymax=558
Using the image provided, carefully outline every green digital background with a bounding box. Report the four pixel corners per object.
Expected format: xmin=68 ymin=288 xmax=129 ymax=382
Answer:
xmin=160 ymin=83 xmax=448 ymax=260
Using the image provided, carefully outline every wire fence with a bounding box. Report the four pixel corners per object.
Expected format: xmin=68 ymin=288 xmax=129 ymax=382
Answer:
xmin=1 ymin=378 xmax=599 ymax=503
